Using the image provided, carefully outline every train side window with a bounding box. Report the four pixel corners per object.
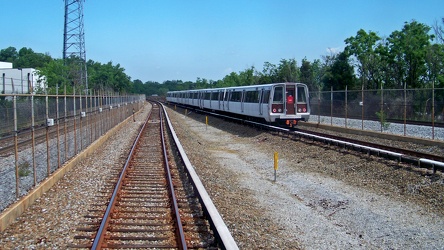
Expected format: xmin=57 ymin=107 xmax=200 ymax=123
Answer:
xmin=230 ymin=91 xmax=242 ymax=102
xmin=211 ymin=92 xmax=218 ymax=100
xmin=262 ymin=90 xmax=270 ymax=103
xmin=245 ymin=90 xmax=259 ymax=103
xmin=273 ymin=86 xmax=284 ymax=103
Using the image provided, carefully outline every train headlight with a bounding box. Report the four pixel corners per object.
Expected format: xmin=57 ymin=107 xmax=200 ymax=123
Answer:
xmin=303 ymin=108 xmax=307 ymax=112
xmin=298 ymin=108 xmax=302 ymax=112
xmin=278 ymin=108 xmax=282 ymax=112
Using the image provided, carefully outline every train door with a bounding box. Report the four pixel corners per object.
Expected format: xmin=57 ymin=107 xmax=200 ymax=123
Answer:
xmin=259 ymin=89 xmax=263 ymax=115
xmin=225 ymin=90 xmax=230 ymax=111
xmin=241 ymin=90 xmax=245 ymax=113
xmin=286 ymin=84 xmax=295 ymax=115
xmin=218 ymin=91 xmax=222 ymax=110
xmin=199 ymin=91 xmax=204 ymax=109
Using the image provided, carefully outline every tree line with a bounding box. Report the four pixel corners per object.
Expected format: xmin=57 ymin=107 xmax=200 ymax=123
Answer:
xmin=132 ymin=19 xmax=444 ymax=97
xmin=1 ymin=19 xmax=443 ymax=96
xmin=0 ymin=47 xmax=132 ymax=94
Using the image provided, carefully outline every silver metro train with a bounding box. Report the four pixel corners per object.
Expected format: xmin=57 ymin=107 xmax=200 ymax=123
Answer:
xmin=166 ymin=82 xmax=310 ymax=127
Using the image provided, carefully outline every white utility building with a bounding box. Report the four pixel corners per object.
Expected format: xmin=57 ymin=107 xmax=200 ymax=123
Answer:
xmin=0 ymin=61 xmax=45 ymax=94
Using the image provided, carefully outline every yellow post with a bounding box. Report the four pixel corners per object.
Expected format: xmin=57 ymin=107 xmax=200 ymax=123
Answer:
xmin=206 ymin=116 xmax=208 ymax=130
xmin=274 ymin=152 xmax=278 ymax=182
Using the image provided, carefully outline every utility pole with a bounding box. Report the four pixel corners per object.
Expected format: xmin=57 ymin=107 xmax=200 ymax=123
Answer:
xmin=63 ymin=0 xmax=88 ymax=92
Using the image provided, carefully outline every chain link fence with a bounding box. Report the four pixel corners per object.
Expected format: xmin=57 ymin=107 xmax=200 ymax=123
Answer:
xmin=309 ymin=87 xmax=444 ymax=139
xmin=0 ymin=91 xmax=145 ymax=210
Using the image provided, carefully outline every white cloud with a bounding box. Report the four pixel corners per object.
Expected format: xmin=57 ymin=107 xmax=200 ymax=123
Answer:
xmin=224 ymin=67 xmax=234 ymax=74
xmin=326 ymin=47 xmax=342 ymax=54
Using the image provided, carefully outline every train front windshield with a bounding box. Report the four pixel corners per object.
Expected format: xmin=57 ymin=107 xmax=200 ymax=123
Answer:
xmin=297 ymin=86 xmax=307 ymax=103
xmin=271 ymin=85 xmax=285 ymax=114
xmin=296 ymin=85 xmax=308 ymax=113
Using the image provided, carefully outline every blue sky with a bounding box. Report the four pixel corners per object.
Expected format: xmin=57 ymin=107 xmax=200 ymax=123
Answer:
xmin=1 ymin=0 xmax=443 ymax=83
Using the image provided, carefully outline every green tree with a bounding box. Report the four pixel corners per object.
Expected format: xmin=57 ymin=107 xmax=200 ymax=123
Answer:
xmin=300 ymin=58 xmax=314 ymax=89
xmin=238 ymin=66 xmax=256 ymax=86
xmin=87 ymin=60 xmax=132 ymax=93
xmin=0 ymin=46 xmax=18 ymax=63
xmin=37 ymin=59 xmax=70 ymax=93
xmin=322 ymin=51 xmax=356 ymax=91
xmin=195 ymin=77 xmax=210 ymax=89
xmin=386 ymin=21 xmax=434 ymax=88
xmin=433 ymin=17 xmax=444 ymax=44
xmin=277 ymin=58 xmax=299 ymax=82
xmin=345 ymin=29 xmax=382 ymax=89
xmin=426 ymin=43 xmax=444 ymax=87
xmin=222 ymin=72 xmax=240 ymax=87
xmin=258 ymin=61 xmax=278 ymax=84
xmin=311 ymin=59 xmax=325 ymax=92
xmin=15 ymin=47 xmax=52 ymax=69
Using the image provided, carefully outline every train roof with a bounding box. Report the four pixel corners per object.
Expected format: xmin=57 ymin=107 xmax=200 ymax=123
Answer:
xmin=167 ymin=82 xmax=307 ymax=93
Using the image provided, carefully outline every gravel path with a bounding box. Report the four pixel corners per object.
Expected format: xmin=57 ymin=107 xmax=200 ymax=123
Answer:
xmin=1 ymin=103 xmax=443 ymax=249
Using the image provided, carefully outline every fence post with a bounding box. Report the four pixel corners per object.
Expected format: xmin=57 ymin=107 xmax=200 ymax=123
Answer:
xmin=79 ymin=89 xmax=83 ymax=150
xmin=345 ymin=86 xmax=348 ymax=128
xmin=13 ymin=92 xmax=20 ymax=198
xmin=64 ymin=85 xmax=68 ymax=161
xmin=330 ymin=86 xmax=333 ymax=126
xmin=317 ymin=89 xmax=320 ymax=125
xmin=432 ymin=83 xmax=435 ymax=140
xmin=361 ymin=84 xmax=364 ymax=130
xmin=2 ymin=73 xmax=5 ymax=94
xmin=380 ymin=84 xmax=384 ymax=132
xmin=56 ymin=85 xmax=60 ymax=168
xmin=404 ymin=83 xmax=407 ymax=136
xmin=31 ymin=90 xmax=36 ymax=186
xmin=90 ymin=89 xmax=93 ymax=143
xmin=46 ymin=89 xmax=50 ymax=177
xmin=73 ymin=86 xmax=77 ymax=155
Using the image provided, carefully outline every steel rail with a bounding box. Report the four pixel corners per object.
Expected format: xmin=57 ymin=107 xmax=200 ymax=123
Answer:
xmin=292 ymin=129 xmax=444 ymax=172
xmin=159 ymin=107 xmax=188 ymax=250
xmin=91 ymin=104 xmax=188 ymax=249
xmin=90 ymin=107 xmax=151 ymax=249
xmin=168 ymin=103 xmax=444 ymax=173
xmin=162 ymin=103 xmax=240 ymax=250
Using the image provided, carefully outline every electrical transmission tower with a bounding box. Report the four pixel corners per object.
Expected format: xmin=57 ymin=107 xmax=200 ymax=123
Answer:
xmin=63 ymin=0 xmax=88 ymax=91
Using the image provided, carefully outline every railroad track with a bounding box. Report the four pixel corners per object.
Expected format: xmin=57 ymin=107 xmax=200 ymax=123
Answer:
xmin=292 ymin=128 xmax=444 ymax=172
xmin=69 ymin=103 xmax=232 ymax=249
xmin=168 ymin=104 xmax=444 ymax=173
xmin=0 ymin=114 xmax=100 ymax=157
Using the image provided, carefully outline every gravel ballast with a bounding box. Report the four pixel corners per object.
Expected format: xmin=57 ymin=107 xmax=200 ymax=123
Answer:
xmin=0 ymin=103 xmax=443 ymax=249
xmin=166 ymin=107 xmax=444 ymax=249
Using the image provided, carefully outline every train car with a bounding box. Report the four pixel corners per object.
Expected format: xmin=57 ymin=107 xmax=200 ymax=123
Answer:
xmin=166 ymin=82 xmax=310 ymax=127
